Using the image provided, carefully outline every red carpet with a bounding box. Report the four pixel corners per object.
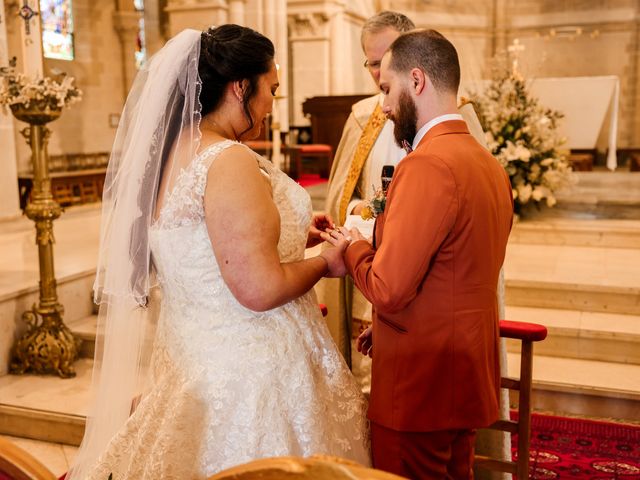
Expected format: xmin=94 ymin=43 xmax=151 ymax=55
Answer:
xmin=297 ymin=173 xmax=327 ymax=188
xmin=512 ymin=412 xmax=640 ymax=479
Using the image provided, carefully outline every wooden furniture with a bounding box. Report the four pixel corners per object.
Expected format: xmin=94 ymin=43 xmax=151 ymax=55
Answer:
xmin=287 ymin=144 xmax=333 ymax=179
xmin=475 ymin=320 xmax=548 ymax=478
xmin=301 ymin=95 xmax=370 ymax=157
xmin=208 ymin=455 xmax=406 ymax=480
xmin=18 ymin=168 xmax=106 ymax=209
xmin=569 ymin=152 xmax=594 ymax=171
xmin=0 ymin=437 xmax=56 ymax=480
xmin=629 ymin=152 xmax=640 ymax=172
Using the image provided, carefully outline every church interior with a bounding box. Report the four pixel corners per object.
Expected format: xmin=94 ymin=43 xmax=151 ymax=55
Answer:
xmin=0 ymin=0 xmax=639 ymax=478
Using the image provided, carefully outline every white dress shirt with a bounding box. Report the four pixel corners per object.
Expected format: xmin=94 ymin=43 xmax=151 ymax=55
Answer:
xmin=411 ymin=113 xmax=464 ymax=151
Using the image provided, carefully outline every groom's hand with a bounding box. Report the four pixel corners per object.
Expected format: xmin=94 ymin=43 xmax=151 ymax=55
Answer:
xmin=356 ymin=326 xmax=373 ymax=358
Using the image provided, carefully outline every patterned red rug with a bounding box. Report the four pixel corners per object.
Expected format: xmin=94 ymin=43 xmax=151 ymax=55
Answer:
xmin=512 ymin=412 xmax=640 ymax=479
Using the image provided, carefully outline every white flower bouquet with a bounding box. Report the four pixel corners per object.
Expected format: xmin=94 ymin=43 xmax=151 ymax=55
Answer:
xmin=0 ymin=57 xmax=82 ymax=114
xmin=471 ymin=66 xmax=573 ymax=215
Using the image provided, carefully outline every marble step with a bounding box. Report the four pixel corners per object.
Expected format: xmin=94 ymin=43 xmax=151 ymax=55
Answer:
xmin=567 ymin=172 xmax=640 ymax=190
xmin=67 ymin=315 xmax=98 ymax=359
xmin=1 ymin=353 xmax=638 ymax=447
xmin=509 ymin=219 xmax=640 ymax=249
xmin=504 ymin=243 xmax=640 ymax=314
xmin=0 ymin=272 xmax=96 ymax=376
xmin=0 ymin=359 xmax=92 ymax=446
xmin=504 ymin=306 xmax=640 ymax=365
xmin=522 ymin=172 xmax=640 ymax=220
xmin=0 ymin=205 xmax=100 ymax=376
xmin=507 ymin=352 xmax=640 ymax=421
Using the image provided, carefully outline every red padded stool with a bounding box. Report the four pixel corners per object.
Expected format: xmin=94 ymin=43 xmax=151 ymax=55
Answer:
xmin=287 ymin=144 xmax=333 ymax=180
xmin=475 ymin=320 xmax=548 ymax=478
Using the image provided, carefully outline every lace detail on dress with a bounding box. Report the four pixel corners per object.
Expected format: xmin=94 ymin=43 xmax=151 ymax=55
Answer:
xmin=84 ymin=141 xmax=370 ymax=479
xmin=154 ymin=139 xmax=238 ymax=230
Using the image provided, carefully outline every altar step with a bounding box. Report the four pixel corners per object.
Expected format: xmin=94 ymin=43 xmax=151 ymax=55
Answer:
xmin=507 ymin=352 xmax=640 ymax=421
xmin=505 ymin=306 xmax=640 ymax=365
xmin=0 ymin=205 xmax=100 ymax=376
xmin=1 ymin=352 xmax=637 ymax=447
xmin=510 ymin=218 xmax=640 ymax=249
xmin=0 ymin=358 xmax=92 ymax=446
xmin=504 ymin=242 xmax=640 ymax=315
xmin=68 ymin=315 xmax=98 ymax=359
xmin=525 ymin=172 xmax=640 ymax=220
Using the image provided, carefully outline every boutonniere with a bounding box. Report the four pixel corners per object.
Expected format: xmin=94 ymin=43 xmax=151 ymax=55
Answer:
xmin=360 ymin=187 xmax=386 ymax=220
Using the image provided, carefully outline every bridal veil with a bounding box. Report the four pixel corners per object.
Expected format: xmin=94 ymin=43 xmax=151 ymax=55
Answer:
xmin=67 ymin=29 xmax=203 ymax=479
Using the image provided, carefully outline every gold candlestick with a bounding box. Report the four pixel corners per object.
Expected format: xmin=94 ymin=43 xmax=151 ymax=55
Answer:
xmin=9 ymin=104 xmax=79 ymax=378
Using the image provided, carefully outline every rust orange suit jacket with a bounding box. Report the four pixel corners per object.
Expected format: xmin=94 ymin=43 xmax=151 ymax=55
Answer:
xmin=344 ymin=120 xmax=514 ymax=433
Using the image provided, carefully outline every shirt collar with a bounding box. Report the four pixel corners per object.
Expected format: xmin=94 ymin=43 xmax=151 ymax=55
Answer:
xmin=411 ymin=113 xmax=464 ymax=151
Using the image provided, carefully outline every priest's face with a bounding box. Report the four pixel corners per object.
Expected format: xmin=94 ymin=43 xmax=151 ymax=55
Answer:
xmin=362 ymin=27 xmax=401 ymax=84
xmin=380 ymin=53 xmax=418 ymax=147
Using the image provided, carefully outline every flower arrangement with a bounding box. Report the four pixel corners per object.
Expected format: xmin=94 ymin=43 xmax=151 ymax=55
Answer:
xmin=360 ymin=187 xmax=386 ymax=220
xmin=470 ymin=65 xmax=573 ymax=215
xmin=0 ymin=57 xmax=82 ymax=114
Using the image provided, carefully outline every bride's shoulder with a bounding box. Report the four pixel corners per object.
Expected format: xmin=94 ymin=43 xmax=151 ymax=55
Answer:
xmin=202 ymin=141 xmax=266 ymax=178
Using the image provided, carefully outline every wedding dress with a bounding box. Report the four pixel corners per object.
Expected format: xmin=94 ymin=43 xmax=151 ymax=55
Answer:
xmin=81 ymin=139 xmax=370 ymax=479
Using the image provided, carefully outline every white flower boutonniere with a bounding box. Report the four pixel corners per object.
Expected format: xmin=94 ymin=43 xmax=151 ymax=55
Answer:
xmin=360 ymin=187 xmax=386 ymax=220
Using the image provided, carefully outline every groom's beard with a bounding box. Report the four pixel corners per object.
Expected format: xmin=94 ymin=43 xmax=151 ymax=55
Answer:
xmin=391 ymin=89 xmax=418 ymax=149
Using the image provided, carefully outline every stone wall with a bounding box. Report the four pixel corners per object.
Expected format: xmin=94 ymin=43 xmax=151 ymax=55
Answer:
xmin=5 ymin=0 xmax=130 ymax=173
xmin=3 ymin=0 xmax=638 ymax=176
xmin=505 ymin=0 xmax=639 ymax=149
xmin=310 ymin=0 xmax=639 ymax=148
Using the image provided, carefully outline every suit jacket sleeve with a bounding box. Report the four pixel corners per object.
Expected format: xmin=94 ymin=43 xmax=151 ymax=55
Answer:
xmin=345 ymin=155 xmax=457 ymax=315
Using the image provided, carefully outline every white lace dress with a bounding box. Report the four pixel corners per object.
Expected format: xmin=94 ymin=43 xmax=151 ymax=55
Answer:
xmin=85 ymin=140 xmax=370 ymax=479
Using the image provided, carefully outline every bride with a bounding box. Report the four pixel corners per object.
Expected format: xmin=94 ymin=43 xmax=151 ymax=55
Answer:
xmin=67 ymin=25 xmax=369 ymax=480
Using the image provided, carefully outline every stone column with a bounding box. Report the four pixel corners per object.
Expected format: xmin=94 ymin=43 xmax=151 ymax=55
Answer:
xmin=627 ymin=14 xmax=640 ymax=148
xmin=165 ymin=0 xmax=228 ymax=36
xmin=0 ymin=0 xmax=20 ymax=219
xmin=228 ymin=0 xmax=246 ymax=24
xmin=287 ymin=0 xmax=367 ymax=125
xmin=490 ymin=0 xmax=509 ymax=60
xmin=143 ymin=0 xmax=167 ymax=56
xmin=113 ymin=8 xmax=143 ymax=96
xmin=287 ymin=9 xmax=330 ymax=125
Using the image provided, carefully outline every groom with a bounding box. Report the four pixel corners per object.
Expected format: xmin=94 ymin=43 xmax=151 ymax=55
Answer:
xmin=323 ymin=30 xmax=513 ymax=479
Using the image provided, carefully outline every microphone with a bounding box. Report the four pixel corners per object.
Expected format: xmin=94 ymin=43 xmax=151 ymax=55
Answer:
xmin=381 ymin=165 xmax=394 ymax=194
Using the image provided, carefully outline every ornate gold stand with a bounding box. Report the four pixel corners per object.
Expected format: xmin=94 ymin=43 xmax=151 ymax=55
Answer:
xmin=9 ymin=105 xmax=79 ymax=378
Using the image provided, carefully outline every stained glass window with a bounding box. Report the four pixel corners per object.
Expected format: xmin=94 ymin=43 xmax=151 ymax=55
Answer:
xmin=40 ymin=0 xmax=74 ymax=61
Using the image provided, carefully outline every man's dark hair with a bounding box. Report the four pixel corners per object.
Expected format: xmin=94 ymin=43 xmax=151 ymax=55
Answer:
xmin=388 ymin=29 xmax=460 ymax=95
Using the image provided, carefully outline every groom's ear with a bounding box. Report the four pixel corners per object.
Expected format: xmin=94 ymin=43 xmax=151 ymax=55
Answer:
xmin=410 ymin=68 xmax=426 ymax=95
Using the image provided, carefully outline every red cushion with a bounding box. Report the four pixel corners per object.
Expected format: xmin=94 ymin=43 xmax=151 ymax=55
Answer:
xmin=499 ymin=320 xmax=548 ymax=342
xmin=299 ymin=144 xmax=331 ymax=153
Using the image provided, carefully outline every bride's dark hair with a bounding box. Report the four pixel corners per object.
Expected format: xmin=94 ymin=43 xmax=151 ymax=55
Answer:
xmin=199 ymin=24 xmax=275 ymax=135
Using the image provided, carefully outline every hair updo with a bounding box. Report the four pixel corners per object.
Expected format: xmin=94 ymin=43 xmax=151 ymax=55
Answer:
xmin=199 ymin=24 xmax=275 ymax=133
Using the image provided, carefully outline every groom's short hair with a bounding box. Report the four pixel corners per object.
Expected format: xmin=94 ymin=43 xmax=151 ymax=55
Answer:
xmin=388 ymin=29 xmax=460 ymax=95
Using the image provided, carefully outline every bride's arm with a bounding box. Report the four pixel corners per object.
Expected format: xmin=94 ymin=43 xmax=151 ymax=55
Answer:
xmin=204 ymin=146 xmax=336 ymax=312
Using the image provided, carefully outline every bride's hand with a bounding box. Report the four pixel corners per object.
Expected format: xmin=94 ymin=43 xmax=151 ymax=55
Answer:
xmin=306 ymin=213 xmax=335 ymax=248
xmin=319 ymin=226 xmax=351 ymax=277
xmin=356 ymin=326 xmax=373 ymax=358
